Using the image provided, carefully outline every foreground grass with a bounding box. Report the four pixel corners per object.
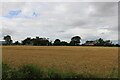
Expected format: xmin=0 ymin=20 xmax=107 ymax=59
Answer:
xmin=2 ymin=63 xmax=118 ymax=80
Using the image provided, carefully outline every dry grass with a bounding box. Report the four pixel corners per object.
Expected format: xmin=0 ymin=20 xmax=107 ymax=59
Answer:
xmin=2 ymin=46 xmax=118 ymax=77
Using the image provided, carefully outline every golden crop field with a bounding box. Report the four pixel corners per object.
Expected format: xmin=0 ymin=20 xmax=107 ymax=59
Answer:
xmin=2 ymin=46 xmax=118 ymax=77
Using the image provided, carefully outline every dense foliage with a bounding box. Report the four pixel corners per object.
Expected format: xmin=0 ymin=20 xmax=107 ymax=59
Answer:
xmin=2 ymin=35 xmax=119 ymax=46
xmin=2 ymin=63 xmax=118 ymax=80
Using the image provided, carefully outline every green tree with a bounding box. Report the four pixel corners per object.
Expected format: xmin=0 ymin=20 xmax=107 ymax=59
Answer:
xmin=13 ymin=41 xmax=20 ymax=45
xmin=48 ymin=41 xmax=53 ymax=46
xmin=22 ymin=37 xmax=32 ymax=45
xmin=95 ymin=38 xmax=113 ymax=46
xmin=31 ymin=37 xmax=49 ymax=46
xmin=3 ymin=35 xmax=13 ymax=45
xmin=53 ymin=39 xmax=61 ymax=46
xmin=40 ymin=38 xmax=49 ymax=46
xmin=60 ymin=41 xmax=68 ymax=46
xmin=70 ymin=36 xmax=81 ymax=46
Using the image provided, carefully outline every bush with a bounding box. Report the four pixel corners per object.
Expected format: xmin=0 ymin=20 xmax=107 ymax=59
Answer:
xmin=45 ymin=67 xmax=87 ymax=79
xmin=45 ymin=67 xmax=63 ymax=79
xmin=2 ymin=63 xmax=11 ymax=79
xmin=2 ymin=63 xmax=118 ymax=79
xmin=11 ymin=64 xmax=44 ymax=80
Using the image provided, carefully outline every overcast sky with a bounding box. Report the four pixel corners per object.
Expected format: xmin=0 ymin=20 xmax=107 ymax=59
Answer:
xmin=0 ymin=2 xmax=118 ymax=44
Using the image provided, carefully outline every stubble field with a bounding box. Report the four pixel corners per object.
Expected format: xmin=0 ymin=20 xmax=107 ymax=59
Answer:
xmin=2 ymin=46 xmax=118 ymax=77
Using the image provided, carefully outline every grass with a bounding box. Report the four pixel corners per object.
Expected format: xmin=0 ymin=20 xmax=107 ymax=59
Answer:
xmin=2 ymin=63 xmax=118 ymax=80
xmin=2 ymin=46 xmax=118 ymax=78
xmin=2 ymin=63 xmax=88 ymax=79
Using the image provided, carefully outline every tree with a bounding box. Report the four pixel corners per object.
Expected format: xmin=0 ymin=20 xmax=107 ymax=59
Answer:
xmin=97 ymin=38 xmax=104 ymax=45
xmin=3 ymin=35 xmax=13 ymax=45
xmin=48 ymin=41 xmax=53 ymax=46
xmin=22 ymin=37 xmax=32 ymax=45
xmin=115 ymin=44 xmax=119 ymax=47
xmin=84 ymin=40 xmax=95 ymax=46
xmin=60 ymin=41 xmax=68 ymax=46
xmin=53 ymin=39 xmax=61 ymax=46
xmin=13 ymin=41 xmax=20 ymax=45
xmin=70 ymin=36 xmax=81 ymax=46
xmin=40 ymin=38 xmax=49 ymax=46
xmin=32 ymin=37 xmax=41 ymax=46
xmin=31 ymin=37 xmax=49 ymax=46
xmin=95 ymin=38 xmax=113 ymax=46
xmin=104 ymin=40 xmax=112 ymax=46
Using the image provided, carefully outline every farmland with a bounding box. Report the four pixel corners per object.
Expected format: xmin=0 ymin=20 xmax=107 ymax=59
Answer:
xmin=2 ymin=46 xmax=118 ymax=77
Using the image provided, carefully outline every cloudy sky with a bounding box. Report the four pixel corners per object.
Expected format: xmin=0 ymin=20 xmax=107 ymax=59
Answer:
xmin=0 ymin=2 xmax=118 ymax=44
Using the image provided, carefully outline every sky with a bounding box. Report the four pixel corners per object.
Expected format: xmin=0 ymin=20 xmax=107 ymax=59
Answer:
xmin=0 ymin=2 xmax=118 ymax=44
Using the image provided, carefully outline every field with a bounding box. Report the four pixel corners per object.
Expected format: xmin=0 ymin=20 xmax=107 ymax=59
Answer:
xmin=2 ymin=46 xmax=118 ymax=77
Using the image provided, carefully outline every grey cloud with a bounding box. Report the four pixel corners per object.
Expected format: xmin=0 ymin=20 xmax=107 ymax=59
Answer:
xmin=58 ymin=30 xmax=65 ymax=33
xmin=89 ymin=2 xmax=117 ymax=17
xmin=2 ymin=28 xmax=16 ymax=37
xmin=1 ymin=2 xmax=118 ymax=43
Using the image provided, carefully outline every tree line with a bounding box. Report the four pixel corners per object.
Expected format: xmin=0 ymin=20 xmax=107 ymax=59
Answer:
xmin=2 ymin=35 xmax=119 ymax=46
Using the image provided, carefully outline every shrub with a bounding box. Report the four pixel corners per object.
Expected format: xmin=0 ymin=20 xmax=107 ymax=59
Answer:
xmin=2 ymin=63 xmax=118 ymax=79
xmin=2 ymin=63 xmax=11 ymax=79
xmin=46 ymin=67 xmax=63 ymax=79
xmin=11 ymin=64 xmax=44 ymax=80
xmin=45 ymin=67 xmax=83 ymax=79
xmin=108 ymin=67 xmax=118 ymax=78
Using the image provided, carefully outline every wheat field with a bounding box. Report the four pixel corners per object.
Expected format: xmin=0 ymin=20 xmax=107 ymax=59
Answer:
xmin=2 ymin=46 xmax=118 ymax=77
